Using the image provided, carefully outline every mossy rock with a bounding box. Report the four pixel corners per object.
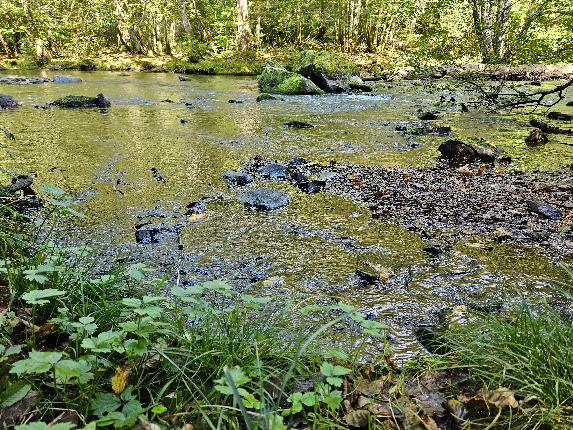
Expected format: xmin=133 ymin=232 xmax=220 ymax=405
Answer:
xmin=50 ymin=94 xmax=110 ymax=108
xmin=256 ymin=93 xmax=281 ymax=102
xmin=291 ymin=50 xmax=357 ymax=79
xmin=258 ymin=66 xmax=323 ymax=95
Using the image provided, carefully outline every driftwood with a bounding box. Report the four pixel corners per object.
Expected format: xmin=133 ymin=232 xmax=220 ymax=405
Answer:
xmin=6 ymin=175 xmax=34 ymax=194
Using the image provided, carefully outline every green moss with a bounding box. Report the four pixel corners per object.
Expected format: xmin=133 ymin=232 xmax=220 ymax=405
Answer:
xmin=165 ymin=56 xmax=263 ymax=76
xmin=291 ymin=50 xmax=357 ymax=78
xmin=51 ymin=94 xmax=109 ymax=108
xmin=258 ymin=66 xmax=323 ymax=95
xmin=256 ymin=93 xmax=280 ymax=102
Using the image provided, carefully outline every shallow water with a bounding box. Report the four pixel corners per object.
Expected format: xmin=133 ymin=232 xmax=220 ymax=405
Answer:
xmin=1 ymin=70 xmax=572 ymax=357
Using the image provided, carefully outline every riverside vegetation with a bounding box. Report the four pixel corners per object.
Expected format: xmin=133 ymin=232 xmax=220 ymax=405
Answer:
xmin=0 ymin=134 xmax=573 ymax=429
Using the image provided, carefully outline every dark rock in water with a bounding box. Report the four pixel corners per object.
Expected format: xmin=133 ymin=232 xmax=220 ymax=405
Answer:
xmin=567 ymin=101 xmax=573 ymax=107
xmin=256 ymin=93 xmax=280 ymax=102
xmin=529 ymin=80 xmax=542 ymax=86
xmin=299 ymin=180 xmax=326 ymax=194
xmin=180 ymin=118 xmax=188 ymax=124
xmin=415 ymin=326 xmax=449 ymax=355
xmin=161 ymin=99 xmax=174 ymax=103
xmin=547 ymin=111 xmax=572 ymax=121
xmin=0 ymin=94 xmax=18 ymax=110
xmin=419 ymin=112 xmax=439 ymax=121
xmin=289 ymin=168 xmax=308 ymax=184
xmin=257 ymin=163 xmax=288 ymax=179
xmin=185 ymin=201 xmax=207 ymax=216
xmin=460 ymin=103 xmax=469 ymax=112
xmin=135 ymin=225 xmax=161 ymax=244
xmin=438 ymin=140 xmax=497 ymax=163
xmin=525 ymin=129 xmax=549 ymax=146
xmin=6 ymin=175 xmax=34 ymax=195
xmin=423 ymin=244 xmax=446 ymax=257
xmin=239 ymin=188 xmax=291 ymax=211
xmin=53 ymin=75 xmax=82 ymax=83
xmin=288 ymin=156 xmax=312 ymax=166
xmin=228 ymin=99 xmax=244 ymax=104
xmin=50 ymin=93 xmax=110 ymax=109
xmin=355 ymin=269 xmax=379 ymax=286
xmin=178 ymin=75 xmax=191 ymax=81
xmin=150 ymin=167 xmax=166 ymax=183
xmin=527 ymin=200 xmax=562 ymax=220
xmin=396 ymin=122 xmax=451 ymax=136
xmin=285 ymin=121 xmax=314 ymax=129
xmin=223 ymin=171 xmax=254 ymax=186
xmin=0 ymin=76 xmax=50 ymax=85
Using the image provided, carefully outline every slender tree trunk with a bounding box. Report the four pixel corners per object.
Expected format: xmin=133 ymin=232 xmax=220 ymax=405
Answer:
xmin=178 ymin=0 xmax=191 ymax=34
xmin=114 ymin=0 xmax=131 ymax=50
xmin=235 ymin=0 xmax=251 ymax=52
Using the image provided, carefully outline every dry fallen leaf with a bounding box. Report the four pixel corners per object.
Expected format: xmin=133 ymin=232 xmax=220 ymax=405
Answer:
xmin=456 ymin=165 xmax=472 ymax=176
xmin=477 ymin=164 xmax=487 ymax=176
xmin=111 ymin=364 xmax=131 ymax=394
xmin=187 ymin=212 xmax=208 ymax=222
xmin=344 ymin=409 xmax=371 ymax=428
xmin=484 ymin=386 xmax=519 ymax=409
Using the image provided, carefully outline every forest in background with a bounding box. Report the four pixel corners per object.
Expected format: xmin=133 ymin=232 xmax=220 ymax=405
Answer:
xmin=0 ymin=0 xmax=572 ymax=69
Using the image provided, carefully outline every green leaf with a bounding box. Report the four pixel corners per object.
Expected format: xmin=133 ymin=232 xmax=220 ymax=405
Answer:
xmin=0 ymin=381 xmax=31 ymax=407
xmin=81 ymin=331 xmax=124 ymax=353
xmin=15 ymin=423 xmax=75 ymax=430
xmin=322 ymin=390 xmax=343 ymax=410
xmin=21 ymin=289 xmax=66 ymax=305
xmin=55 ymin=359 xmax=93 ymax=384
xmin=10 ymin=351 xmax=63 ymax=375
xmin=91 ymin=392 xmax=121 ymax=417
xmin=151 ymin=404 xmax=167 ymax=415
xmin=214 ymin=366 xmax=251 ymax=395
xmin=322 ymin=348 xmax=350 ymax=361
xmin=320 ymin=362 xmax=351 ymax=377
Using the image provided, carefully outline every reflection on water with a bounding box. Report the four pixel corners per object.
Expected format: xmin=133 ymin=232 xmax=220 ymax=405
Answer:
xmin=1 ymin=71 xmax=572 ymax=356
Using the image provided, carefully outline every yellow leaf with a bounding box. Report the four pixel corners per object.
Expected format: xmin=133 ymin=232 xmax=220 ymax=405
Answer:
xmin=111 ymin=365 xmax=131 ymax=394
xmin=188 ymin=212 xmax=207 ymax=222
xmin=484 ymin=386 xmax=519 ymax=409
xmin=318 ymin=161 xmax=330 ymax=167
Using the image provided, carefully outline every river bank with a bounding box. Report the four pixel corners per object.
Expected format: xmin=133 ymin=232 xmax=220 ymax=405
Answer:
xmin=2 ymin=51 xmax=573 ymax=81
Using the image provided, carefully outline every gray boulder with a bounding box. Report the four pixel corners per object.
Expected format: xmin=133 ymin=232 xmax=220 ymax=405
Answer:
xmin=239 ymin=188 xmax=291 ymax=211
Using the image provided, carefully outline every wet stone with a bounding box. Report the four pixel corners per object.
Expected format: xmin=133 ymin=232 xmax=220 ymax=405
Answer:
xmin=0 ymin=94 xmax=18 ymax=109
xmin=53 ymin=75 xmax=82 ymax=83
xmin=526 ymin=200 xmax=562 ymax=220
xmin=419 ymin=112 xmax=439 ymax=121
xmin=223 ymin=171 xmax=254 ymax=186
xmin=257 ymin=163 xmax=288 ymax=180
xmin=299 ymin=180 xmax=326 ymax=194
xmin=239 ymin=188 xmax=291 ymax=211
xmin=184 ymin=202 xmax=207 ymax=217
xmin=525 ymin=129 xmax=549 ymax=146
xmin=288 ymin=156 xmax=312 ymax=166
xmin=547 ymin=111 xmax=572 ymax=121
xmin=135 ymin=226 xmax=161 ymax=244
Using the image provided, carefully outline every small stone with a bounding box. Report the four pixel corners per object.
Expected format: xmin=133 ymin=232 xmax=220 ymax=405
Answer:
xmin=53 ymin=75 xmax=82 ymax=83
xmin=419 ymin=112 xmax=439 ymax=121
xmin=423 ymin=244 xmax=445 ymax=257
xmin=228 ymin=99 xmax=244 ymax=104
xmin=527 ymin=200 xmax=562 ymax=220
xmin=547 ymin=111 xmax=572 ymax=121
xmin=299 ymin=180 xmax=326 ymax=194
xmin=223 ymin=171 xmax=254 ymax=186
xmin=525 ymin=129 xmax=549 ymax=146
xmin=257 ymin=163 xmax=288 ymax=179
xmin=239 ymin=188 xmax=291 ymax=211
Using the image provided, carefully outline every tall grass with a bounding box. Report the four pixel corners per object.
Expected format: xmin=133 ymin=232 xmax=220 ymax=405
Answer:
xmin=445 ymin=302 xmax=573 ymax=429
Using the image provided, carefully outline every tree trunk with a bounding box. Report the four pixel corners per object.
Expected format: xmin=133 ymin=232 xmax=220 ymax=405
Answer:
xmin=114 ymin=0 xmax=131 ymax=50
xmin=178 ymin=0 xmax=191 ymax=34
xmin=235 ymin=0 xmax=251 ymax=52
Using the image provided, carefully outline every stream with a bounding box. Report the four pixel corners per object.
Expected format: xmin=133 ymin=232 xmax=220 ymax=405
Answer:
xmin=1 ymin=70 xmax=573 ymax=359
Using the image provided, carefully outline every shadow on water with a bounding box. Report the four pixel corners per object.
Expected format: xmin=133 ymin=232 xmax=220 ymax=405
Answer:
xmin=1 ymin=70 xmax=572 ymax=357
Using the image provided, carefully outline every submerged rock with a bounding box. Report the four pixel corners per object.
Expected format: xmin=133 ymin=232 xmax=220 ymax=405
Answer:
xmin=438 ymin=140 xmax=497 ymax=163
xmin=284 ymin=121 xmax=315 ymax=129
xmin=419 ymin=112 xmax=439 ymax=121
xmin=299 ymin=180 xmax=326 ymax=194
xmin=258 ymin=66 xmax=323 ymax=95
xmin=239 ymin=188 xmax=291 ymax=211
xmin=525 ymin=129 xmax=549 ymax=146
xmin=526 ymin=200 xmax=562 ymax=220
xmin=50 ymin=93 xmax=110 ymax=109
xmin=53 ymin=75 xmax=82 ymax=84
xmin=396 ymin=122 xmax=451 ymax=136
xmin=257 ymin=163 xmax=288 ymax=180
xmin=288 ymin=156 xmax=312 ymax=166
xmin=135 ymin=225 xmax=161 ymax=244
xmin=184 ymin=201 xmax=207 ymax=217
xmin=0 ymin=94 xmax=18 ymax=110
xmin=547 ymin=111 xmax=572 ymax=121
xmin=0 ymin=76 xmax=50 ymax=85
xmin=223 ymin=171 xmax=254 ymax=186
xmin=348 ymin=75 xmax=373 ymax=92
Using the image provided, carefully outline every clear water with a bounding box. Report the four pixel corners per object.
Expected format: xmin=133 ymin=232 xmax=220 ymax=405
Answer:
xmin=1 ymin=70 xmax=572 ymax=357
